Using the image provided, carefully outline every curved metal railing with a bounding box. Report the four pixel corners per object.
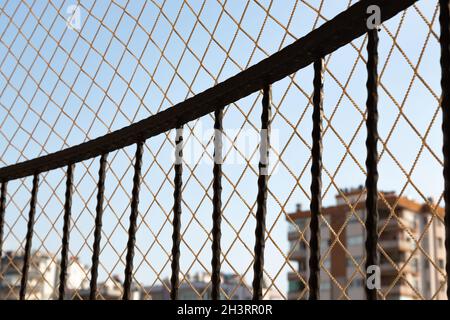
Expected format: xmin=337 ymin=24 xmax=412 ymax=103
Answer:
xmin=1 ymin=0 xmax=448 ymax=301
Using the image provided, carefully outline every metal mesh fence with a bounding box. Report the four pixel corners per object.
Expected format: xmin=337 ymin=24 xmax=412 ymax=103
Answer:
xmin=0 ymin=0 xmax=446 ymax=299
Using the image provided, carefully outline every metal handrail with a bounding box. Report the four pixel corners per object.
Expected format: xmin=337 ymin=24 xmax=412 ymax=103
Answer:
xmin=0 ymin=0 xmax=418 ymax=182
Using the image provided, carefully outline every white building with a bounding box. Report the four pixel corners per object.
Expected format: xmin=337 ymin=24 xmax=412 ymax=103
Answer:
xmin=0 ymin=251 xmax=58 ymax=300
xmin=0 ymin=251 xmax=90 ymax=300
xmin=144 ymin=272 xmax=282 ymax=300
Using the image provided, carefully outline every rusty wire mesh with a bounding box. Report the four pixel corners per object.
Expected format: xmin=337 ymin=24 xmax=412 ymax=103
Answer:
xmin=0 ymin=0 xmax=446 ymax=299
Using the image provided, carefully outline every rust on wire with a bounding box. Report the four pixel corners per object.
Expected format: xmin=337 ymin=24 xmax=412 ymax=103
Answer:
xmin=211 ymin=108 xmax=223 ymax=300
xmin=90 ymin=153 xmax=108 ymax=300
xmin=19 ymin=173 xmax=39 ymax=300
xmin=123 ymin=142 xmax=144 ymax=300
xmin=58 ymin=164 xmax=75 ymax=300
xmin=309 ymin=58 xmax=324 ymax=300
xmin=252 ymin=85 xmax=271 ymax=300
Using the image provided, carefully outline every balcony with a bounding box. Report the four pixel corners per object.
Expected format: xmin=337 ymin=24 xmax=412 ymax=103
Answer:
xmin=288 ymin=271 xmax=307 ymax=281
xmin=379 ymin=262 xmax=417 ymax=276
xmin=380 ymin=217 xmax=416 ymax=231
xmin=380 ymin=239 xmax=416 ymax=252
xmin=381 ymin=284 xmax=419 ymax=299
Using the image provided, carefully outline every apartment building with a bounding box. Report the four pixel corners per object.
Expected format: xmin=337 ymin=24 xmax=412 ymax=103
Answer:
xmin=145 ymin=272 xmax=282 ymax=300
xmin=0 ymin=251 xmax=59 ymax=300
xmin=0 ymin=251 xmax=89 ymax=300
xmin=287 ymin=187 xmax=447 ymax=300
xmin=75 ymin=275 xmax=141 ymax=300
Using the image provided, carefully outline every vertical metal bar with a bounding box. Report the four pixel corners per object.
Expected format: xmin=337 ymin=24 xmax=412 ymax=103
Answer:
xmin=171 ymin=126 xmax=183 ymax=300
xmin=0 ymin=182 xmax=5 ymax=286
xmin=0 ymin=180 xmax=7 ymax=289
xmin=123 ymin=142 xmax=144 ymax=300
xmin=0 ymin=182 xmax=7 ymax=259
xmin=440 ymin=0 xmax=450 ymax=300
xmin=252 ymin=85 xmax=271 ymax=300
xmin=58 ymin=164 xmax=75 ymax=300
xmin=365 ymin=27 xmax=380 ymax=301
xmin=309 ymin=59 xmax=324 ymax=300
xmin=211 ymin=108 xmax=223 ymax=300
xmin=20 ymin=173 xmax=39 ymax=300
xmin=90 ymin=153 xmax=108 ymax=300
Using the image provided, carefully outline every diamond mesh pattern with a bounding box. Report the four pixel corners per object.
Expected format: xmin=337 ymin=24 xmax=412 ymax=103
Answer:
xmin=0 ymin=0 xmax=446 ymax=300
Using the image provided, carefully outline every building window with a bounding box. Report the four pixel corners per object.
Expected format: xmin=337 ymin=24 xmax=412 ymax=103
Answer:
xmin=350 ymin=278 xmax=364 ymax=288
xmin=347 ymin=235 xmax=363 ymax=246
xmin=348 ymin=210 xmax=365 ymax=223
xmin=348 ymin=214 xmax=357 ymax=224
xmin=288 ymin=281 xmax=303 ymax=293
xmin=289 ymin=218 xmax=309 ymax=233
xmin=423 ymin=260 xmax=429 ymax=269
xmin=437 ymin=237 xmax=443 ymax=249
xmin=289 ymin=241 xmax=296 ymax=251
xmin=438 ymin=259 xmax=444 ymax=269
xmin=379 ymin=209 xmax=390 ymax=219
xmin=288 ymin=222 xmax=297 ymax=233
xmin=411 ymin=258 xmax=418 ymax=273
xmin=320 ymin=240 xmax=329 ymax=250
xmin=413 ymin=279 xmax=419 ymax=290
xmin=290 ymin=241 xmax=307 ymax=252
xmin=299 ymin=260 xmax=306 ymax=272
xmin=347 ymin=256 xmax=361 ymax=268
xmin=296 ymin=218 xmax=308 ymax=230
xmin=321 ymin=281 xmax=331 ymax=290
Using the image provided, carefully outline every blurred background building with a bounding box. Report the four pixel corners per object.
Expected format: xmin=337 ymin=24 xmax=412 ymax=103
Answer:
xmin=144 ymin=272 xmax=282 ymax=300
xmin=287 ymin=187 xmax=447 ymax=300
xmin=0 ymin=251 xmax=58 ymax=300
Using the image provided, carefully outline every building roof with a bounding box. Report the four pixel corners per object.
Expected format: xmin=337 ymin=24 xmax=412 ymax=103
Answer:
xmin=288 ymin=190 xmax=444 ymax=220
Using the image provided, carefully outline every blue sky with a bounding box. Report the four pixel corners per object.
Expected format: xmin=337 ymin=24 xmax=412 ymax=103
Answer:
xmin=0 ymin=0 xmax=444 ymax=298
